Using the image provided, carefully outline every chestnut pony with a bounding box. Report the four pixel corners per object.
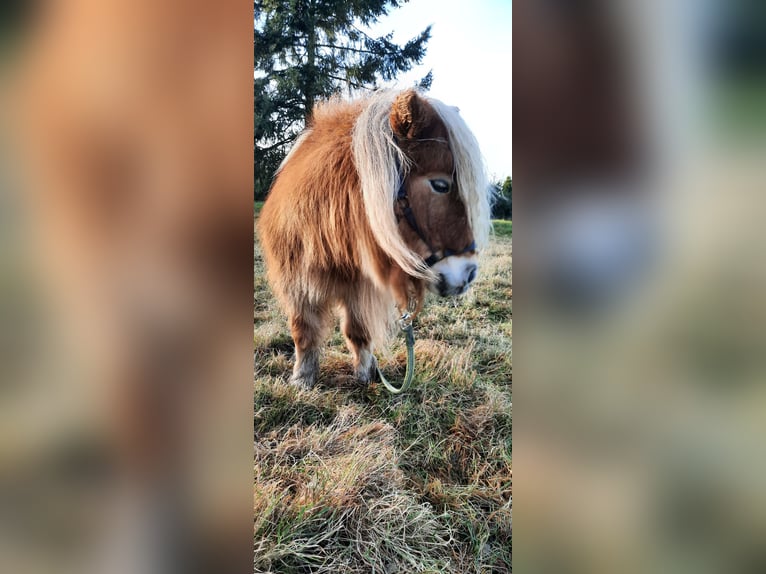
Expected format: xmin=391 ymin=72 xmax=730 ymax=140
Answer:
xmin=258 ymin=89 xmax=492 ymax=388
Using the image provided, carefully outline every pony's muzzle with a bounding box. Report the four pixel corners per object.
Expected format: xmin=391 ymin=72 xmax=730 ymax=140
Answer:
xmin=429 ymin=256 xmax=479 ymax=296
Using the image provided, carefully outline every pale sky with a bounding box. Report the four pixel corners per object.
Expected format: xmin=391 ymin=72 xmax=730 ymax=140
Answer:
xmin=368 ymin=0 xmax=512 ymax=180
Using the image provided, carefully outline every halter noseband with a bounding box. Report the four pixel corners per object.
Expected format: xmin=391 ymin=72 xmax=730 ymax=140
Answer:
xmin=396 ymin=178 xmax=476 ymax=267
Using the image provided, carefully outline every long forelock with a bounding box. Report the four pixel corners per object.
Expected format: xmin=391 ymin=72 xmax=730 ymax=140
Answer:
xmin=427 ymin=97 xmax=493 ymax=249
xmin=351 ymin=91 xmax=434 ymax=280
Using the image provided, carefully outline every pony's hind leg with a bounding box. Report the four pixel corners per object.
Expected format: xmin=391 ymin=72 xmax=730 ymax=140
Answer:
xmin=287 ymin=300 xmax=333 ymax=389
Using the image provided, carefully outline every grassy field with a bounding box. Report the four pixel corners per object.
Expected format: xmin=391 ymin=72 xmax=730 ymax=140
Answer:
xmin=254 ymin=216 xmax=512 ymax=573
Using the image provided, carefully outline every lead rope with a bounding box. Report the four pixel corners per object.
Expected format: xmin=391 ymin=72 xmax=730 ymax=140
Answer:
xmin=376 ymin=298 xmax=417 ymax=394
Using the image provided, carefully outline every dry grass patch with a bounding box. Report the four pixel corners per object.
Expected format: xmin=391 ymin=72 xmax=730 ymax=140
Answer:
xmin=254 ymin=409 xmax=456 ymax=573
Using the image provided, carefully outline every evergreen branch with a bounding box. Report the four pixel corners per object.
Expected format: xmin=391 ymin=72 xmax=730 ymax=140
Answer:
xmin=350 ymin=23 xmax=385 ymax=45
xmin=315 ymin=43 xmax=379 ymax=55
xmin=256 ymin=134 xmax=299 ymax=153
xmin=325 ymin=74 xmax=373 ymax=90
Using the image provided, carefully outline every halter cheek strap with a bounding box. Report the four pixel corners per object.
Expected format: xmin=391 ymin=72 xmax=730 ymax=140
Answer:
xmin=396 ymin=179 xmax=476 ymax=267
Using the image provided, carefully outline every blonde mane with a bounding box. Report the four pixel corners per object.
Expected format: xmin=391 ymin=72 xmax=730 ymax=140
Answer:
xmin=351 ymin=91 xmax=426 ymax=279
xmin=351 ymin=90 xmax=491 ymax=280
xmin=427 ymin=97 xmax=492 ymax=250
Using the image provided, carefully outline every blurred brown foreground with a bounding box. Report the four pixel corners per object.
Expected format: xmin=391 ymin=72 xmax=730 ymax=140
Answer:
xmin=1 ymin=1 xmax=253 ymax=573
xmin=515 ymin=1 xmax=766 ymax=573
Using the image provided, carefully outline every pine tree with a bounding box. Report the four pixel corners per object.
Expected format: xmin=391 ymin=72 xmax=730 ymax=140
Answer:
xmin=254 ymin=0 xmax=431 ymax=199
xmin=491 ymin=177 xmax=512 ymax=220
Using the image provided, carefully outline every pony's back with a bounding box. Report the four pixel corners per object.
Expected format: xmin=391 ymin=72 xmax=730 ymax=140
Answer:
xmin=258 ymin=99 xmax=380 ymax=302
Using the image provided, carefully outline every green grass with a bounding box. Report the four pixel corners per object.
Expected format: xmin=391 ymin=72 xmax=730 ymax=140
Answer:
xmin=254 ymin=219 xmax=511 ymax=573
xmin=492 ymin=219 xmax=512 ymax=239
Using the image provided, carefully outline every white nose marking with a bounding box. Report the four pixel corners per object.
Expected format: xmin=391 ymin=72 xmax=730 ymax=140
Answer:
xmin=431 ymin=254 xmax=479 ymax=290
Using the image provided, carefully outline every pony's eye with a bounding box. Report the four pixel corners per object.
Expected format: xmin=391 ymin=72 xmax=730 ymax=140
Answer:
xmin=429 ymin=179 xmax=451 ymax=194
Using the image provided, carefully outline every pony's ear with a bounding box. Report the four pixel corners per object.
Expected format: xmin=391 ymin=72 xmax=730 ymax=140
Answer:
xmin=390 ymin=89 xmax=427 ymax=139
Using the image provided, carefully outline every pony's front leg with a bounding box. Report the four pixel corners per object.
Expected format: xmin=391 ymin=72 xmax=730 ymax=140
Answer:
xmin=339 ymin=304 xmax=377 ymax=384
xmin=288 ymin=302 xmax=332 ymax=389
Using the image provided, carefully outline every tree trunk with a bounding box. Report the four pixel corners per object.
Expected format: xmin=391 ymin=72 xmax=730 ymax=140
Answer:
xmin=304 ymin=0 xmax=317 ymax=120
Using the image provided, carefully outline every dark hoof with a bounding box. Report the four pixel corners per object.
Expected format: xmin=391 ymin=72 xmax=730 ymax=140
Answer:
xmin=355 ymin=354 xmax=378 ymax=384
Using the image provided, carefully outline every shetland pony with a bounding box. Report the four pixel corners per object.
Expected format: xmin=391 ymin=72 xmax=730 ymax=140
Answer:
xmin=258 ymin=89 xmax=491 ymax=388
